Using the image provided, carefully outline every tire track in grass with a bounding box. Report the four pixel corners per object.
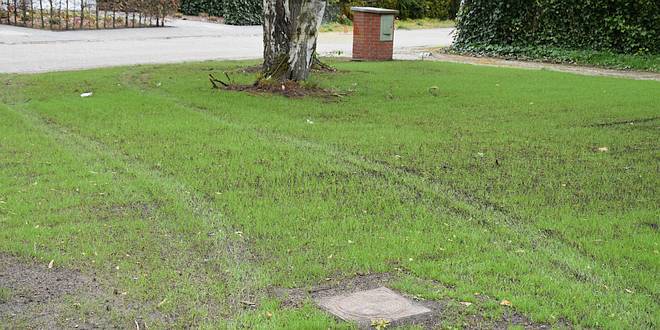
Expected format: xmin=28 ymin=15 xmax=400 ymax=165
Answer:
xmin=141 ymin=86 xmax=660 ymax=311
xmin=58 ymin=72 xmax=652 ymax=326
xmin=3 ymin=102 xmax=263 ymax=318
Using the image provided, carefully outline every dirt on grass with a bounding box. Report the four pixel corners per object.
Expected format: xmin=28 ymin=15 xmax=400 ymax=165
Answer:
xmin=0 ymin=254 xmax=119 ymax=329
xmin=212 ymin=79 xmax=348 ymax=100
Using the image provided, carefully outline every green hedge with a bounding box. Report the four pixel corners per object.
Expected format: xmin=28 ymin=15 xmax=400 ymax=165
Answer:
xmin=454 ymin=0 xmax=659 ymax=54
xmin=178 ymin=0 xmax=456 ymax=25
xmin=334 ymin=0 xmax=457 ymax=20
xmin=180 ymin=0 xmax=223 ymax=17
xmin=223 ymin=0 xmax=262 ymax=25
xmin=178 ymin=0 xmax=261 ymax=25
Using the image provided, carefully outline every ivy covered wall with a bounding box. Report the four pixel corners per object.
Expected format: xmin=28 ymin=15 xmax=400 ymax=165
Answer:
xmin=454 ymin=0 xmax=659 ymax=54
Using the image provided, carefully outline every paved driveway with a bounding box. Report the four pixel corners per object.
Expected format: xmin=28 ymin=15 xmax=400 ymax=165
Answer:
xmin=0 ymin=19 xmax=454 ymax=73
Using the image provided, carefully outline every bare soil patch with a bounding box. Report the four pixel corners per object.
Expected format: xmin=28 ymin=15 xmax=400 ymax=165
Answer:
xmin=211 ymin=77 xmax=347 ymax=100
xmin=0 ymin=254 xmax=116 ymax=328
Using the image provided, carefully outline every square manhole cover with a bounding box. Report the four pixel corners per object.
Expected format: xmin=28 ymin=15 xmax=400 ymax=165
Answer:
xmin=316 ymin=287 xmax=431 ymax=325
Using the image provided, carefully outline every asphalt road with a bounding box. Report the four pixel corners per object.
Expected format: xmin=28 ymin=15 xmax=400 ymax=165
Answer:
xmin=0 ymin=19 xmax=455 ymax=73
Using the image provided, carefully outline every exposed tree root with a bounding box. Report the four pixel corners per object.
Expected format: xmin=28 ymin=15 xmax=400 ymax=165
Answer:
xmin=312 ymin=55 xmax=336 ymax=73
xmin=209 ymin=72 xmax=347 ymax=100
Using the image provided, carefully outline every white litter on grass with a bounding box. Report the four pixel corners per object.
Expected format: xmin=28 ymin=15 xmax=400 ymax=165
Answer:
xmin=80 ymin=92 xmax=93 ymax=98
xmin=306 ymin=119 xmax=314 ymax=124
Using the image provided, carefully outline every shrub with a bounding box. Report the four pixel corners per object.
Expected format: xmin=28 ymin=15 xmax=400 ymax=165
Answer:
xmin=423 ymin=0 xmax=451 ymax=19
xmin=179 ymin=0 xmax=223 ymax=17
xmin=223 ymin=0 xmax=261 ymax=25
xmin=454 ymin=0 xmax=659 ymax=54
xmin=334 ymin=0 xmax=454 ymax=20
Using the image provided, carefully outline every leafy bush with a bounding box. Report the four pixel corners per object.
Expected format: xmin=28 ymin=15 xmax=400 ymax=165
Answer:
xmin=423 ymin=0 xmax=451 ymax=19
xmin=333 ymin=0 xmax=453 ymax=20
xmin=179 ymin=0 xmax=223 ymax=17
xmin=223 ymin=0 xmax=261 ymax=25
xmin=454 ymin=0 xmax=659 ymax=54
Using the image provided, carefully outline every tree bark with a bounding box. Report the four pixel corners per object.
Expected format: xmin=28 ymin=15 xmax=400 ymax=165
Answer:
xmin=262 ymin=0 xmax=326 ymax=82
xmin=38 ymin=0 xmax=44 ymax=28
xmin=80 ymin=0 xmax=84 ymax=29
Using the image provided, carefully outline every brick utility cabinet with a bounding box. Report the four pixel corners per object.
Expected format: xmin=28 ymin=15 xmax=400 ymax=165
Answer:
xmin=351 ymin=7 xmax=398 ymax=61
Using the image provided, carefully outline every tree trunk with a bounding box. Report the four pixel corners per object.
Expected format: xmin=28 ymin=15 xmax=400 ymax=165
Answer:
xmin=38 ymin=0 xmax=44 ymax=28
xmin=47 ymin=0 xmax=52 ymax=28
xmin=80 ymin=0 xmax=84 ymax=29
xmin=13 ymin=0 xmax=17 ymax=24
xmin=262 ymin=0 xmax=326 ymax=82
xmin=30 ymin=0 xmax=34 ymax=27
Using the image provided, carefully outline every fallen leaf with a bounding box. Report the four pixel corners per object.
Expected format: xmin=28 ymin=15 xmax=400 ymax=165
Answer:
xmin=48 ymin=260 xmax=54 ymax=269
xmin=500 ymin=299 xmax=512 ymax=307
xmin=265 ymin=311 xmax=273 ymax=319
xmin=240 ymin=300 xmax=256 ymax=306
xmin=157 ymin=298 xmax=168 ymax=307
xmin=371 ymin=319 xmax=391 ymax=330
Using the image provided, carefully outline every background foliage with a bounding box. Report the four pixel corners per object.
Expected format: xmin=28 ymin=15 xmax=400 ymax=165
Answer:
xmin=332 ymin=0 xmax=459 ymax=20
xmin=454 ymin=0 xmax=659 ymax=54
xmin=176 ymin=0 xmax=459 ymax=24
xmin=179 ymin=0 xmax=223 ymax=17
xmin=178 ymin=0 xmax=261 ymax=24
xmin=223 ymin=0 xmax=261 ymax=25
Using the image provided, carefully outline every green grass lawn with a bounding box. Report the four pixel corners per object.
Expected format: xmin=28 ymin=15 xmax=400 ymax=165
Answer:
xmin=0 ymin=60 xmax=658 ymax=329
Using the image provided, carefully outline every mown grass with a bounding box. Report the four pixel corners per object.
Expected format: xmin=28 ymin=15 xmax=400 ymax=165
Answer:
xmin=0 ymin=60 xmax=658 ymax=329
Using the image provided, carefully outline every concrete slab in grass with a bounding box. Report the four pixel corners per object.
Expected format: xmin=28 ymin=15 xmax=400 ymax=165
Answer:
xmin=316 ymin=286 xmax=431 ymax=326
